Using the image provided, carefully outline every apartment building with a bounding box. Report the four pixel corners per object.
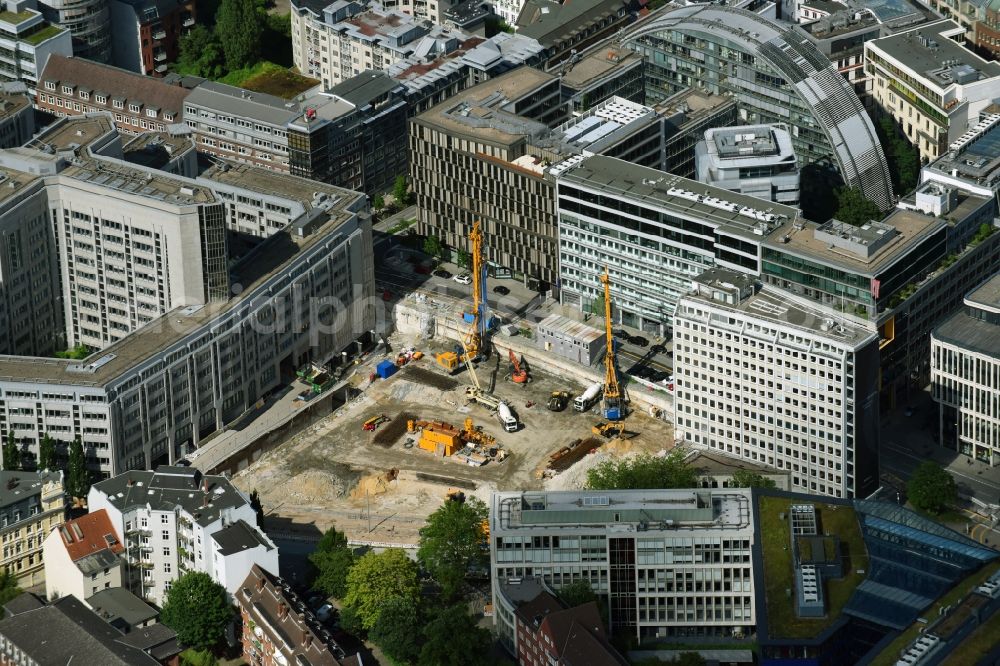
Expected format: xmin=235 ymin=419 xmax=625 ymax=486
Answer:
xmin=36 ymin=54 xmax=190 ymax=135
xmin=623 ymin=4 xmax=894 ymax=214
xmin=42 ymin=508 xmax=125 ymax=602
xmin=866 ymin=19 xmax=1000 ymax=162
xmin=0 ymin=470 xmax=64 ymax=587
xmin=238 ymin=564 xmax=357 ymax=666
xmin=290 ymin=0 xmax=467 ymax=88
xmin=0 ymin=117 xmax=375 ymax=476
xmin=0 ymin=83 xmax=33 ymax=148
xmin=109 ymin=0 xmax=196 ymax=76
xmin=974 ymin=0 xmax=1000 ymax=58
xmin=0 ymin=0 xmax=72 ymax=89
xmin=673 ymin=269 xmax=881 ymax=498
xmin=88 ymin=466 xmax=279 ymax=605
xmin=555 ymin=155 xmax=801 ymax=336
xmin=931 ymin=273 xmax=1000 ymax=464
xmin=491 ymin=488 xmax=757 ymax=644
xmin=695 ymin=125 xmax=800 ymax=206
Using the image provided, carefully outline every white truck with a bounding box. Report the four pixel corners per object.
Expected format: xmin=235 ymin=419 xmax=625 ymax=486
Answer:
xmin=497 ymin=401 xmax=519 ymax=432
xmin=574 ymin=382 xmax=603 ymax=412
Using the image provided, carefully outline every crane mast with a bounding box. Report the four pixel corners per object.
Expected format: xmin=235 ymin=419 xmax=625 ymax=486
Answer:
xmin=464 ymin=221 xmax=488 ymax=361
xmin=600 ymin=270 xmax=624 ymax=420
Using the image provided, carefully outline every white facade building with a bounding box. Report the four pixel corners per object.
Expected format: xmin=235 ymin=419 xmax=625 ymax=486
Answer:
xmin=490 ymin=488 xmax=757 ymax=645
xmin=87 ymin=466 xmax=278 ymax=605
xmin=43 ymin=508 xmax=125 ymax=602
xmin=695 ymin=125 xmax=800 ymax=206
xmin=0 ymin=1 xmax=73 ymax=91
xmin=931 ymin=273 xmax=1000 ymax=465
xmin=672 ymin=268 xmax=882 ymax=499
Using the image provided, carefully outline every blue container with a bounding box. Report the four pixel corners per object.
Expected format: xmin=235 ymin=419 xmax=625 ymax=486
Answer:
xmin=376 ymin=360 xmax=398 ymax=379
xmin=603 ymin=407 xmax=621 ymax=421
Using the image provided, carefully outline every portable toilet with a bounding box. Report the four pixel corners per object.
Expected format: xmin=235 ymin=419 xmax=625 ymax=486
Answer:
xmin=376 ymin=359 xmax=398 ymax=379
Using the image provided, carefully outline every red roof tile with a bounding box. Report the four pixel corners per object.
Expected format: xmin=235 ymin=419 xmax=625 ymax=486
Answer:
xmin=59 ymin=509 xmax=124 ymax=562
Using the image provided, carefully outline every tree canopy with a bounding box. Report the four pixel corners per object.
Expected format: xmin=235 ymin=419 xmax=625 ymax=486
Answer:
xmin=729 ymin=469 xmax=777 ymax=489
xmin=160 ymin=572 xmax=233 ymax=650
xmin=907 ymin=461 xmax=957 ymax=515
xmin=393 ymin=175 xmax=410 ymax=205
xmin=423 ymin=235 xmax=443 ymax=258
xmin=834 ymin=187 xmax=883 ymax=227
xmin=308 ymin=525 xmax=355 ymax=599
xmin=38 ymin=434 xmax=56 ymax=471
xmin=368 ymin=596 xmax=423 ymax=664
xmin=0 ymin=571 xmax=22 ymax=618
xmin=343 ymin=549 xmax=420 ymax=630
xmin=215 ymin=0 xmax=263 ymax=70
xmin=177 ymin=25 xmax=225 ymax=79
xmin=418 ymin=496 xmax=488 ymax=599
xmin=586 ymin=451 xmax=698 ymax=490
xmin=418 ymin=604 xmax=492 ymax=666
xmin=877 ymin=116 xmax=920 ymax=195
xmin=66 ymin=437 xmax=90 ymax=500
xmin=2 ymin=433 xmax=20 ymax=471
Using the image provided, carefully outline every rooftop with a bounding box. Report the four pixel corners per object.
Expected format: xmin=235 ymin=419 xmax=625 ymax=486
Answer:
xmin=925 ymin=114 xmax=1000 ymax=189
xmin=558 ymin=45 xmax=643 ymax=91
xmin=116 ymin=623 xmax=181 ymax=661
xmin=85 ymin=588 xmax=159 ymax=628
xmin=92 ymin=466 xmax=250 ymax=527
xmin=57 ymin=509 xmax=124 ymax=562
xmin=122 ymin=131 xmax=195 ymax=169
xmin=537 ymin=313 xmax=604 ymax=343
xmin=966 ymin=272 xmax=1000 ymax=314
xmin=0 ymin=89 xmax=31 ymax=118
xmin=185 ymin=81 xmax=301 ymax=127
xmin=867 ymin=19 xmax=1000 ymax=88
xmin=516 ymin=0 xmax=626 ymax=46
xmin=40 ymin=55 xmax=190 ymax=115
xmin=705 ymin=124 xmax=793 ymax=161
xmin=325 ymin=69 xmax=400 ymax=108
xmin=933 ymin=300 xmax=1000 ymax=360
xmin=199 ymin=160 xmax=350 ymax=209
xmin=212 ymin=519 xmax=275 ymax=556
xmin=27 ymin=113 xmax=116 ymax=152
xmin=0 ymin=470 xmax=61 ymax=509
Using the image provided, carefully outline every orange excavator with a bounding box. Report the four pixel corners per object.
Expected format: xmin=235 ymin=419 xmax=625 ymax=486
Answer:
xmin=508 ymin=349 xmax=529 ymax=384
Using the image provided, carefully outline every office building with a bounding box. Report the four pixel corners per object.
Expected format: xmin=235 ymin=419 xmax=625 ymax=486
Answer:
xmin=866 ymin=19 xmax=1000 ymax=162
xmin=657 ymin=89 xmax=738 ymax=178
xmin=0 ymin=82 xmax=33 ymax=148
xmin=109 ymin=0 xmax=196 ymax=76
xmin=36 ymin=55 xmax=190 ymax=135
xmin=695 ymin=125 xmax=800 ymax=206
xmin=556 ymin=155 xmax=800 ymax=336
xmin=515 ymin=0 xmax=642 ymax=69
xmin=931 ymin=273 xmax=1000 ymax=464
xmin=88 ymin=466 xmax=279 ymax=605
xmin=34 ymin=0 xmax=111 ymax=62
xmin=238 ymin=564 xmax=358 ymax=666
xmin=0 ymin=470 xmax=64 ymax=587
xmin=623 ymin=4 xmax=894 ymax=213
xmin=0 ymin=117 xmax=375 ymax=476
xmin=557 ymin=45 xmax=644 ymax=117
xmin=491 ymin=488 xmax=757 ymax=644
xmin=672 ymin=269 xmax=881 ymax=498
xmin=43 ymin=509 xmax=125 ymax=602
xmin=290 ymin=0 xmax=468 ymax=88
xmin=0 ymin=0 xmax=72 ymax=89
xmin=921 ymin=112 xmax=1000 ymax=196
xmin=0 ymin=595 xmax=160 ymax=665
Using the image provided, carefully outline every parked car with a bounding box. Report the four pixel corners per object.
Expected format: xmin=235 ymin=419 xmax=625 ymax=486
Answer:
xmin=453 ymin=273 xmax=472 ymax=285
xmin=317 ymin=604 xmax=334 ymax=621
xmin=433 ymin=269 xmax=452 ymax=279
xmin=493 ymin=285 xmax=510 ymax=296
xmin=650 ymin=344 xmax=667 ymax=355
xmin=613 ymin=328 xmax=629 ymax=339
xmin=630 ymin=335 xmax=649 ymax=347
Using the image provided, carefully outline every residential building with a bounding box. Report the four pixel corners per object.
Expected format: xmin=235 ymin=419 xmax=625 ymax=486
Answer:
xmin=88 ymin=466 xmax=278 ymax=605
xmin=109 ymin=0 xmax=196 ymax=76
xmin=492 ymin=0 xmax=525 ymax=26
xmin=0 ymin=470 xmax=64 ymax=587
xmin=555 ymin=155 xmax=800 ymax=336
xmin=695 ymin=125 xmax=800 ymax=206
xmin=42 ymin=508 xmax=125 ymax=602
xmin=238 ymin=564 xmax=358 ymax=666
xmin=36 ymin=54 xmax=190 ymax=135
xmin=85 ymin=586 xmax=159 ymax=631
xmin=974 ymin=0 xmax=1000 ymax=58
xmin=623 ymin=4 xmax=895 ymax=213
xmin=506 ymin=581 xmax=628 ymax=666
xmin=0 ymin=0 xmax=72 ymax=89
xmin=0 ymin=82 xmax=33 ymax=148
xmin=0 ymin=117 xmax=375 ymax=476
xmin=515 ymin=0 xmax=642 ymax=70
xmin=290 ymin=0 xmax=468 ymax=88
xmin=672 ymin=268 xmax=881 ymax=498
xmin=865 ymin=19 xmax=1000 ymax=162
xmin=491 ymin=489 xmax=757 ymax=644
xmin=535 ymin=313 xmax=604 ymax=366
xmin=0 ymin=595 xmax=160 ymax=665
xmin=931 ymin=273 xmax=1000 ymax=464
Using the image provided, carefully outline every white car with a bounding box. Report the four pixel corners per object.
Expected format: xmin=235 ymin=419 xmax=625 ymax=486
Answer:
xmin=453 ymin=273 xmax=472 ymax=285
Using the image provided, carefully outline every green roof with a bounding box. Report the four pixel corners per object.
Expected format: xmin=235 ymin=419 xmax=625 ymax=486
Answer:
xmin=0 ymin=9 xmax=35 ymax=25
xmin=21 ymin=23 xmax=64 ymax=45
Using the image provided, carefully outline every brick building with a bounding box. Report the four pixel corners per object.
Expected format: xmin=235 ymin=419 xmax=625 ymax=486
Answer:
xmin=109 ymin=0 xmax=197 ymax=76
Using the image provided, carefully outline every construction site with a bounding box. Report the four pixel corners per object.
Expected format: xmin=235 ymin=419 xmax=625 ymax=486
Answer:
xmin=231 ymin=222 xmax=677 ymax=546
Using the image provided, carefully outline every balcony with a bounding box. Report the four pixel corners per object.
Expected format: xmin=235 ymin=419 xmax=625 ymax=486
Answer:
xmin=153 ymin=50 xmax=167 ymax=62
xmin=155 ymin=63 xmax=167 ymax=73
xmin=182 ymin=16 xmax=194 ymax=26
xmin=152 ymin=28 xmax=166 ymax=40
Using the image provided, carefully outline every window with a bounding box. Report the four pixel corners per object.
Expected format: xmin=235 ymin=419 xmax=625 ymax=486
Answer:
xmin=161 ymin=530 xmax=169 ymax=540
xmin=80 ymin=91 xmax=89 ymax=100
xmin=129 ymin=103 xmax=141 ymax=113
xmin=95 ymin=94 xmax=106 ymax=104
xmin=45 ymin=81 xmax=56 ymax=91
xmin=146 ymin=108 xmax=157 ymax=118
xmin=61 ymin=85 xmax=73 ymax=95
xmin=161 ymin=514 xmax=169 ymax=524
xmin=113 ymin=99 xmax=124 ymax=109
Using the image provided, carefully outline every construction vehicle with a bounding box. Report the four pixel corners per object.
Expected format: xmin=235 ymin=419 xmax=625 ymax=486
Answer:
xmin=435 ymin=346 xmax=464 ymax=374
xmin=459 ymin=336 xmax=501 ymax=411
xmin=296 ymin=362 xmax=334 ymax=393
xmin=462 ymin=221 xmax=490 ymax=362
xmin=592 ymin=421 xmax=626 ymax=439
xmin=508 ymin=349 xmax=529 ymax=384
xmin=463 ymin=417 xmax=496 ymax=448
xmin=574 ymin=381 xmax=603 ymax=412
xmin=362 ymin=414 xmax=390 ymax=431
xmin=497 ymin=402 xmax=519 ymax=432
xmin=599 ymin=270 xmax=625 ymax=421
xmin=547 ymin=391 xmax=570 ymax=411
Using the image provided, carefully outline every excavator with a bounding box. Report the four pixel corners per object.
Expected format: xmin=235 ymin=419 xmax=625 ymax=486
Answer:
xmin=599 ymin=269 xmax=626 ymax=421
xmin=508 ymin=349 xmax=529 ymax=384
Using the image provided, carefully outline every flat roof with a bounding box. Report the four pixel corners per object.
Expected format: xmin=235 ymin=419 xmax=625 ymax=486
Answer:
xmin=185 ymin=81 xmax=301 ymax=127
xmin=867 ymin=19 xmax=1000 ymax=87
xmin=326 ymin=70 xmax=399 ymax=107
xmin=0 ymin=91 xmax=30 ymax=118
xmin=537 ymin=313 xmax=603 ymax=342
xmin=925 ymin=114 xmax=1000 ymax=186
xmin=28 ymin=114 xmax=116 ymax=152
xmin=212 ymin=519 xmax=274 ymax=555
xmin=559 ymin=46 xmax=643 ymax=91
xmin=122 ymin=131 xmax=195 ymax=169
xmin=85 ymin=587 xmax=158 ymax=627
xmin=516 ymin=0 xmax=624 ymax=45
xmin=934 ymin=307 xmax=1000 ymax=359
xmin=199 ymin=161 xmax=349 ymax=207
xmin=966 ymin=273 xmax=1000 ymax=313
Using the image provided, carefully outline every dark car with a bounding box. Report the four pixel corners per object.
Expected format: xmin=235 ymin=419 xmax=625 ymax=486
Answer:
xmin=630 ymin=335 xmax=649 ymax=347
xmin=493 ymin=285 xmax=511 ymax=296
xmin=650 ymin=344 xmax=667 ymax=355
xmin=613 ymin=328 xmax=629 ymax=339
xmin=433 ymin=269 xmax=452 ymax=279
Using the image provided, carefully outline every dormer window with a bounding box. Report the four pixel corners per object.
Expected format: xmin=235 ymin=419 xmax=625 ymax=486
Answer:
xmin=61 ymin=85 xmax=73 ymax=95
xmin=95 ymin=94 xmax=106 ymax=104
xmin=129 ymin=103 xmax=141 ymax=113
xmin=80 ymin=91 xmax=89 ymax=100
xmin=45 ymin=81 xmax=56 ymax=91
xmin=113 ymin=99 xmax=124 ymax=109
xmin=146 ymin=108 xmax=157 ymax=118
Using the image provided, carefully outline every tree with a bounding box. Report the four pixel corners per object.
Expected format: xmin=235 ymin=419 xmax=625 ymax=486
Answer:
xmin=160 ymin=572 xmax=233 ymax=650
xmin=456 ymin=249 xmax=471 ymax=269
xmin=423 ymin=234 xmax=443 ymax=258
xmin=834 ymin=187 xmax=883 ymax=227
xmin=586 ymin=450 xmax=698 ymax=490
xmin=249 ymin=489 xmax=264 ymax=528
xmin=343 ymin=549 xmax=420 ymax=630
xmin=373 ymin=194 xmax=385 ymax=211
xmin=589 ymin=292 xmax=606 ymax=317
xmin=418 ymin=604 xmax=492 ymax=666
xmin=908 ymin=461 xmax=957 ymax=515
xmin=215 ymin=0 xmax=263 ymax=71
xmin=0 ymin=570 xmax=22 ymax=618
xmin=177 ymin=25 xmax=224 ymax=79
xmin=393 ymin=175 xmax=409 ymax=205
xmin=368 ymin=596 xmax=423 ymax=664
xmin=315 ymin=525 xmax=349 ymax=553
xmin=2 ymin=432 xmax=20 ymax=472
xmin=37 ymin=434 xmax=56 ymax=471
xmin=309 ymin=525 xmax=355 ymax=599
xmin=729 ymin=469 xmax=777 ymax=489
xmin=557 ymin=580 xmax=608 ymax=626
xmin=67 ymin=437 xmax=90 ymax=500
xmin=179 ymin=648 xmax=218 ymax=666
xmin=418 ymin=496 xmax=488 ymax=599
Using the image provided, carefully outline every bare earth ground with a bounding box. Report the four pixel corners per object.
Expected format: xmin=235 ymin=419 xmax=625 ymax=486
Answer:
xmin=233 ymin=333 xmax=674 ymax=544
